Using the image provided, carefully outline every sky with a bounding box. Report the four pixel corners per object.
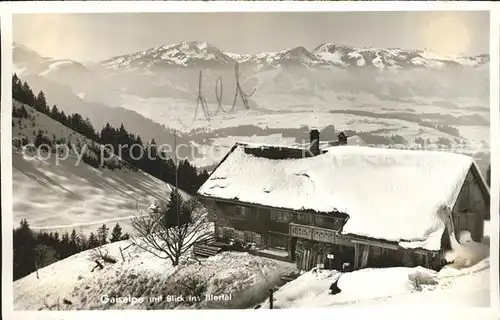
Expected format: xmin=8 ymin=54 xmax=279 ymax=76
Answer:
xmin=13 ymin=11 xmax=489 ymax=62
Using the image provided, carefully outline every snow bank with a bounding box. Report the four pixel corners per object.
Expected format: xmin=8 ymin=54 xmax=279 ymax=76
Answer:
xmin=258 ymin=269 xmax=341 ymax=308
xmin=263 ymin=259 xmax=489 ymax=309
xmin=14 ymin=244 xmax=295 ymax=310
xmin=337 ymin=267 xmax=426 ymax=300
xmin=443 ymin=231 xmax=490 ymax=270
xmin=13 ymin=240 xmax=173 ymax=310
xmin=258 ymin=231 xmax=490 ymax=309
xmin=199 ymin=144 xmax=474 ymax=250
xmin=165 ymin=252 xmax=296 ymax=309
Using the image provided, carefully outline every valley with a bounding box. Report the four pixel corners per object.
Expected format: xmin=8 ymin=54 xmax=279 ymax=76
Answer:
xmin=11 ymin=39 xmax=491 ymax=243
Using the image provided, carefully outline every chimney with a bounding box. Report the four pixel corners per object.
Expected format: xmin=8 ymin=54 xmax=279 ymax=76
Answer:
xmin=338 ymin=132 xmax=347 ymax=146
xmin=309 ymin=129 xmax=320 ymax=155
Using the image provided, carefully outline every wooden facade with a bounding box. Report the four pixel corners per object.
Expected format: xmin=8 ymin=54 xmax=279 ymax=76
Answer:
xmin=451 ymin=165 xmax=490 ymax=241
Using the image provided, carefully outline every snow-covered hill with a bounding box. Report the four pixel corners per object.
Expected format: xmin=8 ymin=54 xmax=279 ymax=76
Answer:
xmin=13 ymin=223 xmax=491 ymax=310
xmin=13 ymin=43 xmax=120 ymax=104
xmin=14 ymin=45 xmax=92 ymax=79
xmin=12 ymin=100 xmax=178 ymax=234
xmin=13 ymin=240 xmax=295 ymax=310
xmin=259 ymin=259 xmax=490 ymax=308
xmin=10 ymin=72 xmax=196 ymax=159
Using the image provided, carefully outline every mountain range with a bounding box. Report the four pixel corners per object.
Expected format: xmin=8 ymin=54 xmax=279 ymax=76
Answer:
xmin=14 ymin=41 xmax=489 ymax=102
xmin=12 ymin=40 xmax=490 ymax=160
xmin=96 ymin=41 xmax=489 ymax=71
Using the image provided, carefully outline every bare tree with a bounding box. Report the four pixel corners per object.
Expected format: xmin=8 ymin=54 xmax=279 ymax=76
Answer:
xmin=130 ymin=193 xmax=214 ymax=266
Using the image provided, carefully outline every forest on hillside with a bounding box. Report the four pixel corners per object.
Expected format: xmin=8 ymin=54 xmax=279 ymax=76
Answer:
xmin=12 ymin=74 xmax=209 ymax=195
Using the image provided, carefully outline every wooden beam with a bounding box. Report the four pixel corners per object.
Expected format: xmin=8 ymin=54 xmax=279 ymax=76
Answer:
xmin=360 ymin=245 xmax=370 ymax=269
xmin=354 ymin=244 xmax=360 ymax=270
xmin=351 ymin=239 xmax=399 ymax=251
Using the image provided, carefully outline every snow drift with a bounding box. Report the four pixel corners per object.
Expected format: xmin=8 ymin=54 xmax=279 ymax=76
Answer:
xmin=261 ymin=260 xmax=489 ymax=309
xmin=13 ymin=241 xmax=295 ymax=310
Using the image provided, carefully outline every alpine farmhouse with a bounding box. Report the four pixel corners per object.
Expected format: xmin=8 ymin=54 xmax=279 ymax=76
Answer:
xmin=196 ymin=131 xmax=490 ymax=271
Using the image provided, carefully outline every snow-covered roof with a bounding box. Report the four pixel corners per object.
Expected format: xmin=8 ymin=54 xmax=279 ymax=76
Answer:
xmin=198 ymin=144 xmax=477 ymax=251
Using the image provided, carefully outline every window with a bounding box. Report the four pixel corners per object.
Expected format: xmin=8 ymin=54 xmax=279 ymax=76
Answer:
xmin=244 ymin=231 xmax=262 ymax=246
xmin=269 ymin=234 xmax=288 ymax=250
xmin=233 ymin=206 xmax=247 ymax=219
xmin=234 ymin=230 xmax=245 ymax=242
xmin=313 ymin=216 xmax=330 ymax=229
xmin=314 ymin=215 xmax=345 ymax=230
xmin=271 ymin=210 xmax=291 ymax=222
xmin=228 ymin=231 xmax=262 ymax=247
xmin=244 ymin=231 xmax=253 ymax=243
xmin=297 ymin=213 xmax=310 ymax=224
xmin=332 ymin=218 xmax=345 ymax=230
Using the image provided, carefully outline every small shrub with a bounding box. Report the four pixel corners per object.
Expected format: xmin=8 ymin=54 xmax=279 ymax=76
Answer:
xmin=90 ymin=246 xmax=117 ymax=264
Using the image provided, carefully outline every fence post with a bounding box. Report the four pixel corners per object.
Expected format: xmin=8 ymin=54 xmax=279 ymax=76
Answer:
xmin=35 ymin=260 xmax=39 ymax=279
xmin=119 ymin=247 xmax=125 ymax=262
xmin=269 ymin=289 xmax=273 ymax=309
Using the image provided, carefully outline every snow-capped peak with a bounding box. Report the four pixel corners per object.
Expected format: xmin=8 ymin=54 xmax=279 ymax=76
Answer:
xmin=100 ymin=40 xmax=236 ymax=70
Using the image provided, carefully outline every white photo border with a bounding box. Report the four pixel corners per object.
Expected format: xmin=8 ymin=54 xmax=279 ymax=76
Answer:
xmin=489 ymin=4 xmax=500 ymax=310
xmin=1 ymin=1 xmax=499 ymax=319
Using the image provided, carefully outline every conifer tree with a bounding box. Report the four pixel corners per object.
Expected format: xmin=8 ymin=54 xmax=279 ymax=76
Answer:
xmin=88 ymin=232 xmax=99 ymax=249
xmin=69 ymin=229 xmax=79 ymax=254
xmin=60 ymin=231 xmax=70 ymax=259
xmin=13 ymin=219 xmax=36 ymax=280
xmin=97 ymin=224 xmax=110 ymax=245
xmin=110 ymin=223 xmax=123 ymax=243
xmin=35 ymin=91 xmax=48 ymax=114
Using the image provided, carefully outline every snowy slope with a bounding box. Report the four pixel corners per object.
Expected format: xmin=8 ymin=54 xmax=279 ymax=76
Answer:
xmin=14 ymin=43 xmax=94 ymax=81
xmin=260 ymin=259 xmax=490 ymax=308
xmin=13 ymin=218 xmax=490 ymax=310
xmin=12 ymin=100 xmax=178 ymax=234
xmin=13 ymin=43 xmax=121 ymax=104
xmin=13 ymin=240 xmax=295 ymax=310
